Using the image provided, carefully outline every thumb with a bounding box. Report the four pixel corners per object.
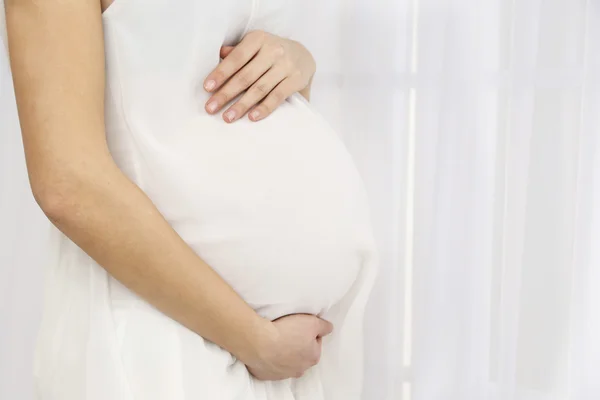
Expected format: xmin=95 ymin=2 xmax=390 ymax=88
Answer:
xmin=316 ymin=318 xmax=334 ymax=337
xmin=220 ymin=45 xmax=235 ymax=59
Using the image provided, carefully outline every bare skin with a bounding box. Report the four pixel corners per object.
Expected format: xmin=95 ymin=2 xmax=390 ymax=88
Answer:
xmin=204 ymin=32 xmax=316 ymax=123
xmin=5 ymin=0 xmax=330 ymax=380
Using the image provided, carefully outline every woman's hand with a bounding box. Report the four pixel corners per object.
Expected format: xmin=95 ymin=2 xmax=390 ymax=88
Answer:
xmin=203 ymin=30 xmax=316 ymax=123
xmin=244 ymin=314 xmax=333 ymax=380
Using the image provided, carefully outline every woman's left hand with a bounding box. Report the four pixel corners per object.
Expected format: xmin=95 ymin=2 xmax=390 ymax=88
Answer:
xmin=203 ymin=30 xmax=316 ymax=123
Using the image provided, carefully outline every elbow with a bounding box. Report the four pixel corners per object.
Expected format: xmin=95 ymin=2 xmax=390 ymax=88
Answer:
xmin=32 ymin=180 xmax=78 ymax=224
xmin=32 ymin=158 xmax=117 ymax=223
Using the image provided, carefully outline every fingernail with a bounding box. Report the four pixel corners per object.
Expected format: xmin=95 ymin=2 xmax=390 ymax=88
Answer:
xmin=204 ymin=80 xmax=216 ymax=91
xmin=224 ymin=109 xmax=237 ymax=122
xmin=207 ymin=101 xmax=218 ymax=113
xmin=249 ymin=110 xmax=261 ymax=121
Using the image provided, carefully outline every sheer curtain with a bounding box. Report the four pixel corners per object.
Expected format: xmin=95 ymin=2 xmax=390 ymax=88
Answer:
xmin=296 ymin=1 xmax=600 ymax=399
xmin=0 ymin=4 xmax=51 ymax=397
xmin=1 ymin=1 xmax=599 ymax=400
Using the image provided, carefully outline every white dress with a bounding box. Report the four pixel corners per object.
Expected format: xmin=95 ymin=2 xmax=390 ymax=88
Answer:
xmin=26 ymin=0 xmax=379 ymax=399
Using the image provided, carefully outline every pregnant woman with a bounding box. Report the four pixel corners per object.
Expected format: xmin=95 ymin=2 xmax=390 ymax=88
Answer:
xmin=2 ymin=0 xmax=378 ymax=398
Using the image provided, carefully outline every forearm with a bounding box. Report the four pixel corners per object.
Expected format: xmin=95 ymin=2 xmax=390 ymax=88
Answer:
xmin=40 ymin=159 xmax=268 ymax=364
xmin=6 ymin=0 xmax=269 ymax=365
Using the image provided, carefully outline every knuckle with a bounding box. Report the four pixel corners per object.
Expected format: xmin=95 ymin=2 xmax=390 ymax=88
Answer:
xmin=213 ymin=70 xmax=227 ymax=83
xmin=227 ymin=49 xmax=249 ymax=66
xmin=280 ymin=58 xmax=295 ymax=71
xmin=260 ymin=101 xmax=273 ymax=114
xmin=234 ymin=102 xmax=248 ymax=113
xmin=236 ymin=73 xmax=253 ymax=88
xmin=271 ymin=90 xmax=285 ymax=103
xmin=215 ymin=91 xmax=231 ymax=103
xmin=228 ymin=52 xmax=243 ymax=66
xmin=271 ymin=43 xmax=286 ymax=58
xmin=253 ymin=82 xmax=269 ymax=95
xmin=256 ymin=105 xmax=269 ymax=117
xmin=290 ymin=69 xmax=303 ymax=80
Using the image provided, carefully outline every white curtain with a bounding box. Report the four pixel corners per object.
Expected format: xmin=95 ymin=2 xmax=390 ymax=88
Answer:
xmin=1 ymin=1 xmax=599 ymax=400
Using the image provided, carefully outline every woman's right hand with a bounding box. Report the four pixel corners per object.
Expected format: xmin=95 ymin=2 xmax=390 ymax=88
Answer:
xmin=245 ymin=314 xmax=334 ymax=380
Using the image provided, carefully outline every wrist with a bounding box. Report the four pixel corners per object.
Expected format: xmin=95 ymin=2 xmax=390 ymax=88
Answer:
xmin=234 ymin=315 xmax=278 ymax=366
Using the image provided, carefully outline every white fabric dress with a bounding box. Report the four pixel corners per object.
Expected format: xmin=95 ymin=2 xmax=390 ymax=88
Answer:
xmin=2 ymin=1 xmax=378 ymax=399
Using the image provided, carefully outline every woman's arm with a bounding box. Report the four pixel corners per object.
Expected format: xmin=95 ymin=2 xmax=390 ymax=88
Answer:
xmin=4 ymin=0 xmax=330 ymax=379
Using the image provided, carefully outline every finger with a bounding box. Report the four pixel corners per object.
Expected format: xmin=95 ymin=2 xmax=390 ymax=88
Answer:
xmin=204 ymin=32 xmax=263 ymax=92
xmin=220 ymin=45 xmax=235 ymax=59
xmin=206 ymin=52 xmax=274 ymax=117
xmin=249 ymin=78 xmax=295 ymax=122
xmin=316 ymin=318 xmax=334 ymax=337
xmin=223 ymin=67 xmax=287 ymax=123
xmin=306 ymin=340 xmax=323 ymax=368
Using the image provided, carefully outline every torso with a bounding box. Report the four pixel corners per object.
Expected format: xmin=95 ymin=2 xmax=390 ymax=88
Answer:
xmin=101 ymin=0 xmax=373 ymax=319
xmin=32 ymin=2 xmax=379 ymax=398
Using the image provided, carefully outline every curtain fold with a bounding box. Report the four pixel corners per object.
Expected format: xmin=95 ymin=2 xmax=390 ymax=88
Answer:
xmin=569 ymin=3 xmax=600 ymax=399
xmin=0 ymin=25 xmax=50 ymax=400
xmin=301 ymin=1 xmax=600 ymax=399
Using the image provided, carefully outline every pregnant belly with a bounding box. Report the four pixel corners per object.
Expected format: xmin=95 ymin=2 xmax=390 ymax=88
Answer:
xmin=117 ymin=95 xmax=370 ymax=320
